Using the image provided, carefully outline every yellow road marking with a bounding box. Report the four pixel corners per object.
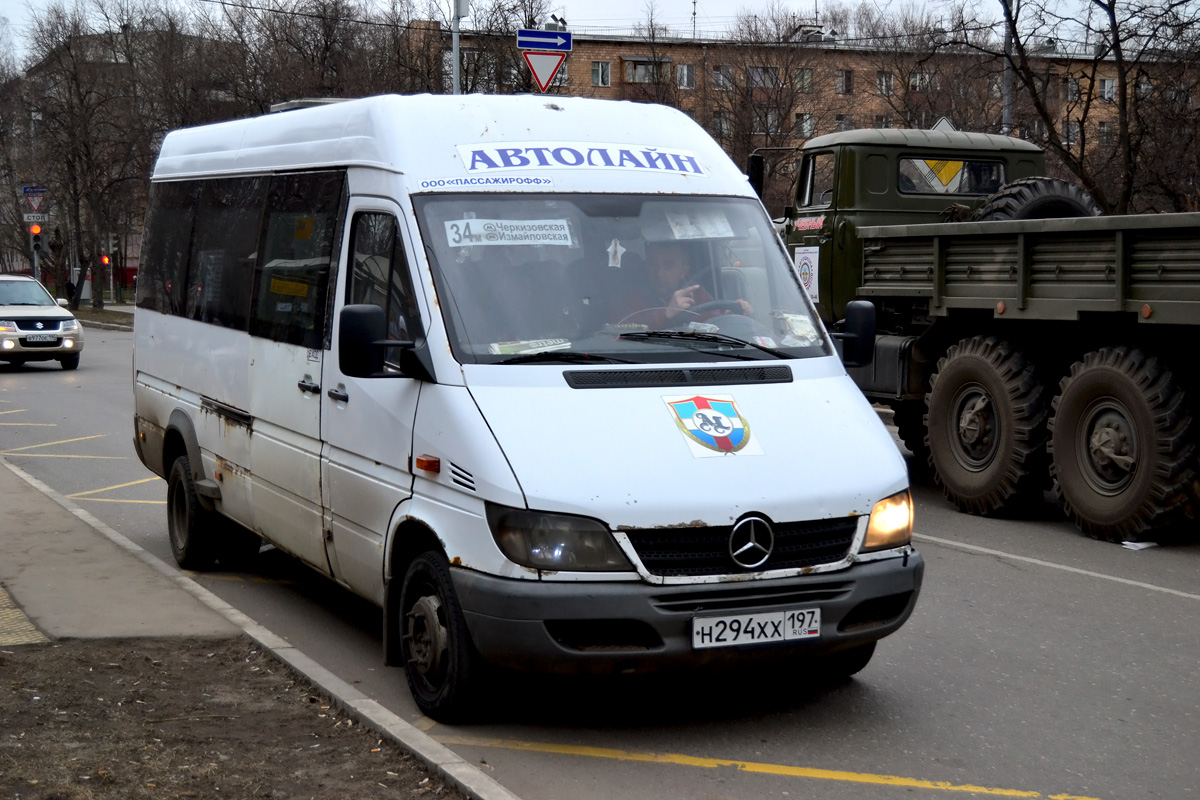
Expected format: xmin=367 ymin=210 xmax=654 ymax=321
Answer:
xmin=68 ymin=477 xmax=162 ymax=498
xmin=0 ymin=422 xmax=56 ymax=426
xmin=2 ymin=434 xmax=106 ymax=452
xmin=70 ymin=497 xmax=165 ymax=503
xmin=434 ymin=736 xmax=1101 ymax=799
xmin=0 ymin=409 xmax=27 ymax=415
xmin=0 ymin=453 xmax=124 ymax=459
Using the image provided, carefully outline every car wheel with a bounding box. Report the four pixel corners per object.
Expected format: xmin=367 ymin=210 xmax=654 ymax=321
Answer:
xmin=816 ymin=642 xmax=876 ymax=679
xmin=399 ymin=550 xmax=484 ymax=722
xmin=60 ymin=354 xmax=80 ymax=370
xmin=167 ymin=455 xmax=218 ymax=570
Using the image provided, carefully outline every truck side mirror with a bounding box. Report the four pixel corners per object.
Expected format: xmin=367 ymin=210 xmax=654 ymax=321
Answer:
xmin=832 ymin=300 xmax=876 ymax=368
xmin=339 ymin=304 xmax=386 ymax=378
xmin=748 ymin=153 xmax=765 ymax=198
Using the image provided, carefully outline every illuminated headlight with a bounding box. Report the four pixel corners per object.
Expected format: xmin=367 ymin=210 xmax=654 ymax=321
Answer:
xmin=60 ymin=319 xmax=80 ymax=331
xmin=487 ymin=503 xmax=633 ymax=571
xmin=0 ymin=319 xmax=17 ymax=333
xmin=63 ymin=339 xmax=74 ymax=348
xmin=862 ymin=490 xmax=914 ymax=552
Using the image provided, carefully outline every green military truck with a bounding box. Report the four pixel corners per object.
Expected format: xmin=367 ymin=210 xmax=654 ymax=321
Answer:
xmin=763 ymin=128 xmax=1197 ymax=542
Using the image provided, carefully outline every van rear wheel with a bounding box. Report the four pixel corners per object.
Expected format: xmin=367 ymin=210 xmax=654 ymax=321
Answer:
xmin=167 ymin=455 xmax=218 ymax=570
xmin=399 ymin=551 xmax=483 ymax=722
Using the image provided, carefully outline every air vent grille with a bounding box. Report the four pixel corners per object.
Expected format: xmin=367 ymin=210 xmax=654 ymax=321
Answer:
xmin=449 ymin=462 xmax=475 ymax=491
xmin=564 ymin=365 xmax=792 ymax=389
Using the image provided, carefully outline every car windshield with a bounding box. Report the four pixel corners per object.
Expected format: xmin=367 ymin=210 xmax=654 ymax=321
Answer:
xmin=0 ymin=280 xmax=56 ymax=307
xmin=413 ymin=193 xmax=830 ymax=365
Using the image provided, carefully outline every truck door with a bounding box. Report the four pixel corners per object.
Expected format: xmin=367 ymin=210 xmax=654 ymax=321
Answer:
xmin=247 ymin=171 xmax=344 ymax=575
xmin=320 ymin=203 xmax=423 ymax=605
xmin=789 ymin=150 xmax=837 ymax=324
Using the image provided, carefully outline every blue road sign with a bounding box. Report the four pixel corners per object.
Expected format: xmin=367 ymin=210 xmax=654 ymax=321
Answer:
xmin=516 ymin=28 xmax=572 ymax=51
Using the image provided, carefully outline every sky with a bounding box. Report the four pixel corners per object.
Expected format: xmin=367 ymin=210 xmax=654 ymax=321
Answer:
xmin=0 ymin=0 xmax=828 ymax=62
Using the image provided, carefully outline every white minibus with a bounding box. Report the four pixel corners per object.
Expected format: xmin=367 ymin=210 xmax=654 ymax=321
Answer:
xmin=133 ymin=94 xmax=923 ymax=720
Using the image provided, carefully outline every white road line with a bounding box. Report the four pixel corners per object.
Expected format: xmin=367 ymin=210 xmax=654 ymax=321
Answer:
xmin=914 ymin=533 xmax=1200 ymax=601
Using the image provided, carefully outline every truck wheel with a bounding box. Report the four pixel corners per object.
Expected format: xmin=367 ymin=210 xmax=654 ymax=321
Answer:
xmin=167 ymin=455 xmax=218 ymax=571
xmin=1049 ymin=347 xmax=1195 ymax=541
xmin=926 ymin=336 xmax=1050 ymax=515
xmin=891 ymin=401 xmax=930 ymax=462
xmin=399 ymin=551 xmax=483 ymax=722
xmin=973 ymin=177 xmax=1103 ymax=221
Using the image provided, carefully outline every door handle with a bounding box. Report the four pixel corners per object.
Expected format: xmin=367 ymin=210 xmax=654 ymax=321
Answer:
xmin=327 ymin=387 xmax=349 ymax=403
xmin=297 ymin=379 xmax=321 ymax=394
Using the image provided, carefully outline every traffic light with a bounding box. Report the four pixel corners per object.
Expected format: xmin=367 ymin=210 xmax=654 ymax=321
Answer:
xmin=29 ymin=224 xmax=42 ymax=253
xmin=100 ymin=254 xmax=111 ymax=266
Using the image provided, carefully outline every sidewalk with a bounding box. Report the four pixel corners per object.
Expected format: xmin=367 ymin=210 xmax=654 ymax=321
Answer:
xmin=0 ymin=459 xmax=518 ymax=800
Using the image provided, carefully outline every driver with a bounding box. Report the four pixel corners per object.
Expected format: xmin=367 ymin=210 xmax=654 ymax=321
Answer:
xmin=625 ymin=239 xmax=752 ymax=327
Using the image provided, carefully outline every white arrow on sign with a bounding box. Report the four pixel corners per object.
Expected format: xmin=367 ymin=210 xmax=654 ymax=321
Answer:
xmin=521 ymin=32 xmax=567 ymax=47
xmin=523 ymin=50 xmax=567 ymax=93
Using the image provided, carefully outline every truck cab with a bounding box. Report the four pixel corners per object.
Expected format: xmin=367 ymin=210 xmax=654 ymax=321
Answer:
xmin=786 ymin=129 xmax=1045 ymax=325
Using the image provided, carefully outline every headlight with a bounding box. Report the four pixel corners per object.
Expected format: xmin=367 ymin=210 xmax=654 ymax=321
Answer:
xmin=487 ymin=504 xmax=633 ymax=571
xmin=862 ymin=490 xmax=913 ymax=552
xmin=0 ymin=320 xmax=17 ymax=332
xmin=60 ymin=319 xmax=80 ymax=331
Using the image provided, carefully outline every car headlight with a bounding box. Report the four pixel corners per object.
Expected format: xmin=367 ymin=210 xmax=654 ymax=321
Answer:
xmin=60 ymin=319 xmax=80 ymax=331
xmin=862 ymin=490 xmax=913 ymax=552
xmin=0 ymin=319 xmax=17 ymax=333
xmin=487 ymin=503 xmax=633 ymax=571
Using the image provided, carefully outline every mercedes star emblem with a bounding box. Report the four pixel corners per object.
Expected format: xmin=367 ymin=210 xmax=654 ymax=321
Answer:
xmin=728 ymin=516 xmax=774 ymax=569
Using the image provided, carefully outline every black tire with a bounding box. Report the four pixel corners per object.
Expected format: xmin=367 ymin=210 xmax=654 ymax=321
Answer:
xmin=399 ymin=551 xmax=483 ymax=722
xmin=215 ymin=521 xmax=262 ymax=570
xmin=817 ymin=642 xmax=876 ymax=679
xmin=973 ymin=177 xmax=1103 ymax=221
xmin=167 ymin=455 xmax=218 ymax=570
xmin=891 ymin=400 xmax=930 ymax=462
xmin=925 ymin=336 xmax=1050 ymax=515
xmin=60 ymin=354 xmax=80 ymax=370
xmin=1049 ymin=347 xmax=1195 ymax=542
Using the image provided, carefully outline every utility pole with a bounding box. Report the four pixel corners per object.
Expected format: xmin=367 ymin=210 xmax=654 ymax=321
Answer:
xmin=451 ymin=0 xmax=469 ymax=95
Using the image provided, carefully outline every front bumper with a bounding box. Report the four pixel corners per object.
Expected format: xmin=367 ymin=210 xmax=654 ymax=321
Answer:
xmin=0 ymin=327 xmax=84 ymax=361
xmin=454 ymin=549 xmax=924 ymax=674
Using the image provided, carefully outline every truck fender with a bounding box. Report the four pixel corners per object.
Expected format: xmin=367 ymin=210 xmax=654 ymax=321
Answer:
xmin=165 ymin=409 xmax=219 ymax=510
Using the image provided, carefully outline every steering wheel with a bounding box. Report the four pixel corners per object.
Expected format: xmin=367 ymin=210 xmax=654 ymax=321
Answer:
xmin=687 ymin=300 xmax=744 ymax=316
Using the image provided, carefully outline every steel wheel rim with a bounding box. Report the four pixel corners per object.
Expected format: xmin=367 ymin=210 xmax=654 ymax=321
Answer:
xmin=168 ymin=479 xmax=187 ymax=552
xmin=1077 ymin=398 xmax=1138 ymax=496
xmin=405 ymin=590 xmax=448 ymax=693
xmin=948 ymin=381 xmax=998 ymax=471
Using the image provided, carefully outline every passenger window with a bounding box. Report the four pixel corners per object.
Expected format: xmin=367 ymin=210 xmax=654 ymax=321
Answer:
xmin=348 ymin=213 xmax=423 ymax=358
xmin=799 ymin=153 xmax=836 ymax=207
xmin=250 ymin=171 xmax=345 ymax=348
xmin=138 ymin=181 xmax=200 ymax=316
xmin=898 ymin=157 xmax=1005 ymax=195
xmin=186 ymin=177 xmax=266 ymax=330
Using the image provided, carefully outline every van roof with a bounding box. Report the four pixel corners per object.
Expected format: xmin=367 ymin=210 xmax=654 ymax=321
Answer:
xmin=152 ymin=94 xmax=753 ymax=197
xmin=802 ymin=127 xmax=1044 ymax=154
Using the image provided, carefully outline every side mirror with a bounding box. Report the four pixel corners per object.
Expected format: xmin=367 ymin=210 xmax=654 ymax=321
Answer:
xmin=57 ymin=298 xmax=69 ymax=307
xmin=339 ymin=304 xmax=386 ymax=378
xmin=832 ymin=300 xmax=876 ymax=368
xmin=747 ymin=153 xmax=765 ymax=199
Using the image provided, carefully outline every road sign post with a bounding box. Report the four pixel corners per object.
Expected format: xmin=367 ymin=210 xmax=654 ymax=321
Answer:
xmin=516 ymin=28 xmax=572 ymax=93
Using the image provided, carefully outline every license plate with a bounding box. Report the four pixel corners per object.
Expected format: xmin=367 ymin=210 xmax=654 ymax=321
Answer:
xmin=24 ymin=333 xmax=56 ymax=342
xmin=692 ymin=608 xmax=820 ymax=650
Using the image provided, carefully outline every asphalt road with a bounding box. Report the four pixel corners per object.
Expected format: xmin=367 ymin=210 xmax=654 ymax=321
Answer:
xmin=3 ymin=329 xmax=1199 ymax=800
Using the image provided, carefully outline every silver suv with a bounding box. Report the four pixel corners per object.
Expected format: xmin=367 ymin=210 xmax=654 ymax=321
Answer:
xmin=0 ymin=274 xmax=84 ymax=370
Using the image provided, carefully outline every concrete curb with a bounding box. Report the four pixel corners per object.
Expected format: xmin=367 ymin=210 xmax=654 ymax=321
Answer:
xmin=2 ymin=460 xmax=522 ymax=800
xmin=79 ymin=319 xmax=133 ymax=332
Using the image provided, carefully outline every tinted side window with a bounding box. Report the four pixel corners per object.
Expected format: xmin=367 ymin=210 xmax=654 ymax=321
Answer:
xmin=348 ymin=213 xmax=423 ymax=361
xmin=186 ymin=177 xmax=266 ymax=329
xmin=138 ymin=181 xmax=199 ymax=315
xmin=898 ymin=158 xmax=1005 ymax=195
xmin=250 ymin=172 xmax=345 ymax=347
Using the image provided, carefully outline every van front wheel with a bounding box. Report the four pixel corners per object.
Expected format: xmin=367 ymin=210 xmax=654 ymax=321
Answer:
xmin=399 ymin=551 xmax=483 ymax=722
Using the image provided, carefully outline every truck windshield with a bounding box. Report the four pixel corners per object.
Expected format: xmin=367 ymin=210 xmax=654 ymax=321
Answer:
xmin=413 ymin=193 xmax=830 ymax=365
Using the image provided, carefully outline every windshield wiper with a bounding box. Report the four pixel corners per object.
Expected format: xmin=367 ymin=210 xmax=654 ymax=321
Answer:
xmin=496 ymin=350 xmax=636 ymax=365
xmin=618 ymin=330 xmax=790 ymax=359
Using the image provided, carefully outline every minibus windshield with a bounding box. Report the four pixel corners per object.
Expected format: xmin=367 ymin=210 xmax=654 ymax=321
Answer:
xmin=414 ymin=193 xmax=831 ymax=365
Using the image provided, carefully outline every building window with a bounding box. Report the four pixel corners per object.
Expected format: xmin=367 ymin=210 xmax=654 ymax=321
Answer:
xmin=625 ymin=60 xmax=663 ymax=84
xmin=1136 ymin=78 xmax=1153 ymax=100
xmin=749 ymin=66 xmax=778 ymax=88
xmin=875 ymin=114 xmax=893 ymax=129
xmin=1028 ymin=119 xmax=1047 ymax=141
xmin=835 ymin=114 xmax=855 ymax=131
xmin=753 ymin=106 xmax=781 ymax=134
xmin=794 ymin=67 xmax=813 ymax=93
xmin=677 ymin=63 xmax=695 ymax=89
xmin=1062 ymin=118 xmax=1081 ymax=146
xmin=1097 ymin=121 xmax=1115 ymax=146
xmin=711 ymin=110 xmax=733 ymax=139
xmin=1062 ymin=77 xmax=1080 ymax=102
xmin=877 ymin=71 xmax=894 ymax=96
xmin=793 ymin=112 xmax=814 ymax=138
xmin=1098 ymin=77 xmax=1116 ymax=101
xmin=713 ymin=64 xmax=734 ymax=91
xmin=835 ymin=69 xmax=853 ymax=94
xmin=909 ymin=71 xmax=934 ymax=92
xmin=592 ymin=61 xmax=610 ymax=87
